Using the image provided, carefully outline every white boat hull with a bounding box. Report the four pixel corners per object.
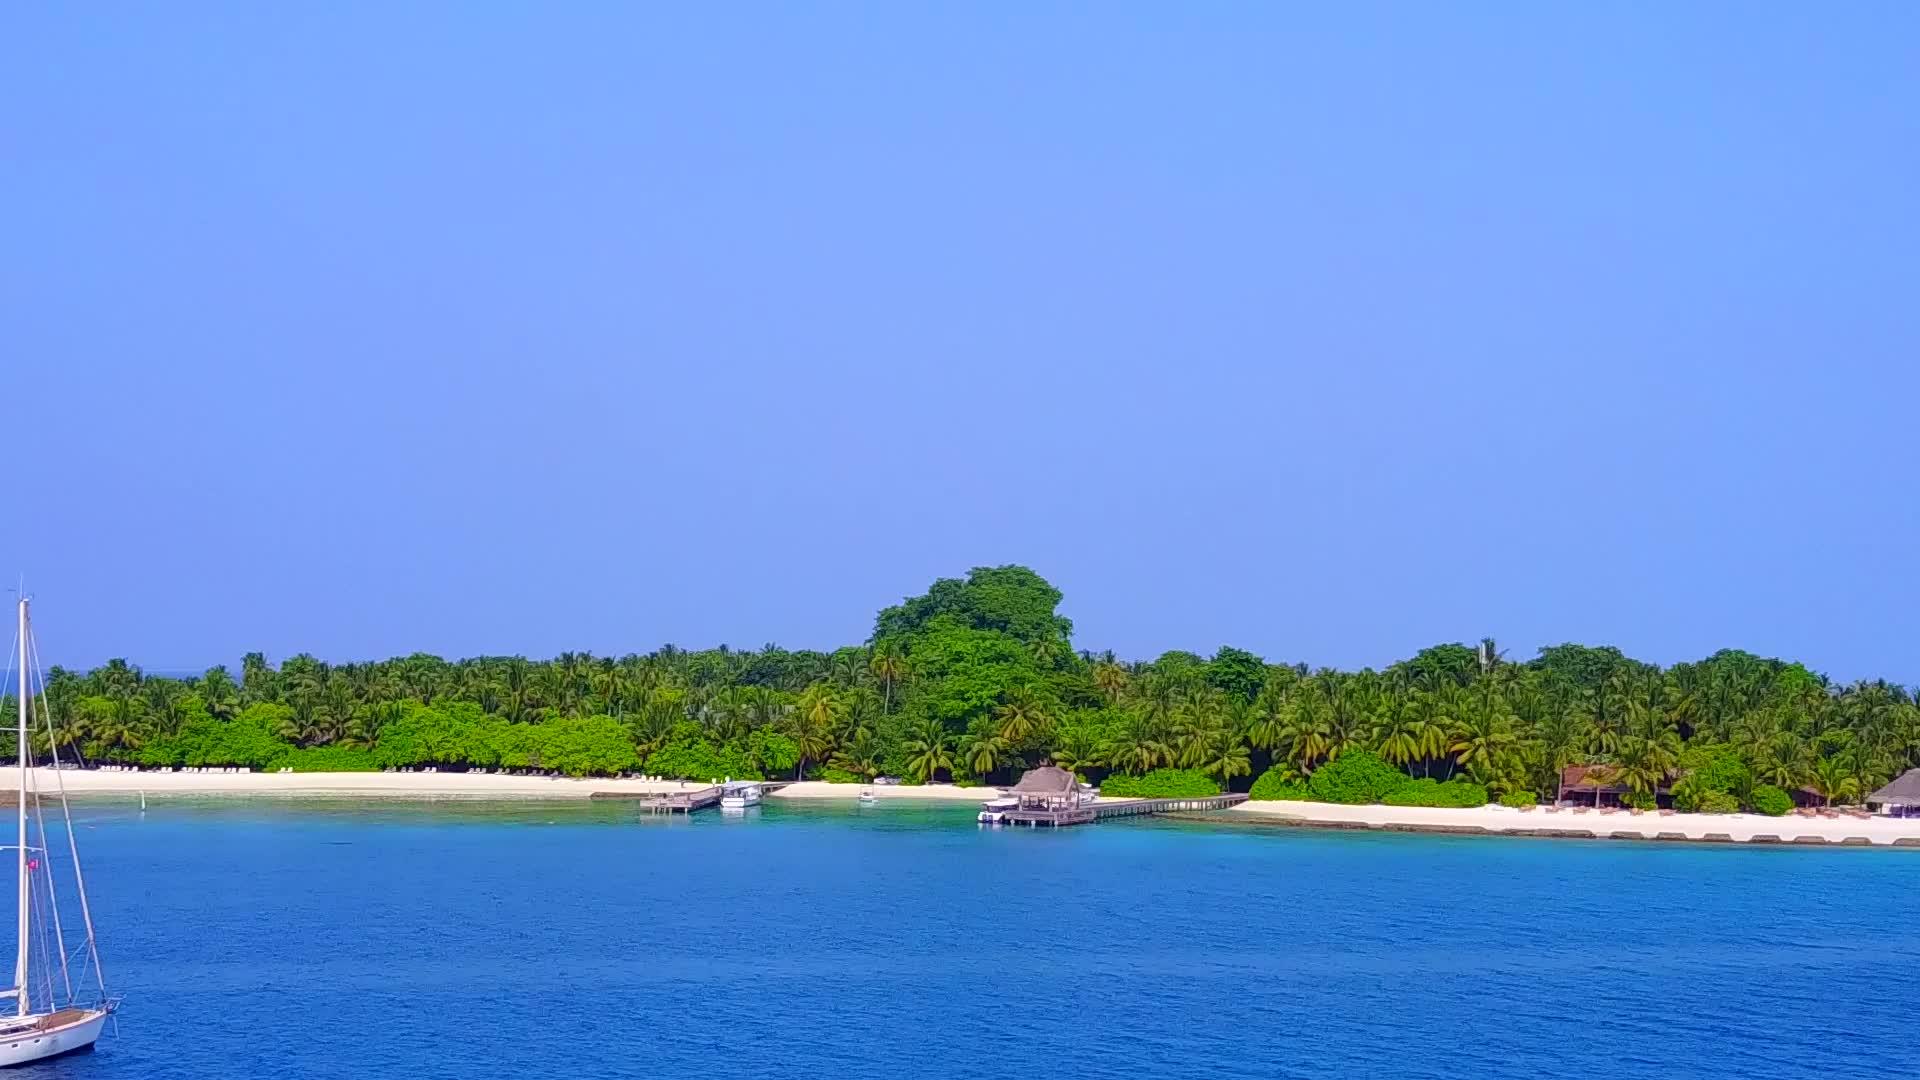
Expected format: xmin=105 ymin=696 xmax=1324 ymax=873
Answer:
xmin=0 ymin=1010 xmax=107 ymax=1066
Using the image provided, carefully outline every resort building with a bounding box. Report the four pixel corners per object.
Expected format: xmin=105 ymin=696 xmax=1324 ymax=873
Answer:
xmin=1867 ymin=769 xmax=1920 ymax=817
xmin=1009 ymin=765 xmax=1087 ymax=815
xmin=1557 ymin=765 xmax=1633 ymax=807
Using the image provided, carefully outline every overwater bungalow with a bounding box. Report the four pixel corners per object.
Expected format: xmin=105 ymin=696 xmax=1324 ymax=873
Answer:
xmin=1867 ymin=769 xmax=1920 ymax=817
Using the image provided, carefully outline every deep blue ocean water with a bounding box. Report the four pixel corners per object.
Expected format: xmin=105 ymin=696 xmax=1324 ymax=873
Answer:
xmin=19 ymin=800 xmax=1920 ymax=1079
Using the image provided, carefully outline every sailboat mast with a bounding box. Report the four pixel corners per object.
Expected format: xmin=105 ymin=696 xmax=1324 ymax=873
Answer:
xmin=13 ymin=598 xmax=28 ymax=1017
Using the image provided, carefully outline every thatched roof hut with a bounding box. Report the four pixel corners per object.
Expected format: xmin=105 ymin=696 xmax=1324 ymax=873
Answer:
xmin=1868 ymin=768 xmax=1920 ymax=814
xmin=1559 ymin=764 xmax=1626 ymax=801
xmin=1010 ymin=765 xmax=1077 ymax=794
xmin=1009 ymin=765 xmax=1082 ymax=810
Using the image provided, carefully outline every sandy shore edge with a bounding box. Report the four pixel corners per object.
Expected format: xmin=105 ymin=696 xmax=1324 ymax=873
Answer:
xmin=766 ymin=781 xmax=1001 ymax=802
xmin=1230 ymin=799 xmax=1920 ymax=846
xmin=30 ymin=772 xmax=1917 ymax=846
xmin=16 ymin=770 xmax=1004 ymax=802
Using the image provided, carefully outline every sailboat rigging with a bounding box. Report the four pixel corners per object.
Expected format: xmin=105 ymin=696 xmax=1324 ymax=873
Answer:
xmin=0 ymin=596 xmax=116 ymax=1065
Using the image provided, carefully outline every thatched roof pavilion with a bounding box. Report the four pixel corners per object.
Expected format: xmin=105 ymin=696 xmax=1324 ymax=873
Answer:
xmin=1559 ymin=764 xmax=1628 ymax=806
xmin=1011 ymin=765 xmax=1076 ymax=794
xmin=1009 ymin=765 xmax=1082 ymax=811
xmin=1868 ymin=768 xmax=1920 ymax=816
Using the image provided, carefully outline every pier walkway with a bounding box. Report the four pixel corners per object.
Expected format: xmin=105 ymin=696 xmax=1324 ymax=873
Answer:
xmin=1002 ymin=792 xmax=1247 ymax=828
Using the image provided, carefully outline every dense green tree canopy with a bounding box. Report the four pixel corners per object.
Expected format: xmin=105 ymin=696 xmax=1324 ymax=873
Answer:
xmin=15 ymin=566 xmax=1919 ymax=802
xmin=873 ymin=565 xmax=1071 ymax=649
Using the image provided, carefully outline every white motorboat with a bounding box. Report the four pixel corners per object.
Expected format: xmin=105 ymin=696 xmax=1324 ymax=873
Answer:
xmin=0 ymin=596 xmax=117 ymax=1066
xmin=720 ymin=781 xmax=762 ymax=810
xmin=977 ymin=795 xmax=1018 ymax=824
xmin=858 ymin=788 xmax=878 ymax=806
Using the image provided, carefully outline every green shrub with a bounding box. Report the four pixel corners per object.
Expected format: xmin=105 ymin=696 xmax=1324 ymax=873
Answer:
xmin=1499 ymin=790 xmax=1538 ymax=808
xmin=1383 ymin=778 xmax=1489 ymax=808
xmin=270 ymin=746 xmax=379 ymax=772
xmin=1622 ymin=791 xmax=1658 ymax=810
xmin=1248 ymin=770 xmax=1311 ymax=801
xmin=1306 ymin=750 xmax=1411 ymax=805
xmin=138 ymin=704 xmax=293 ymax=769
xmin=1748 ymin=785 xmax=1793 ymax=816
xmin=1697 ymin=791 xmax=1740 ymax=814
xmin=1100 ymin=768 xmax=1218 ymax=799
xmin=645 ymin=731 xmax=758 ymax=782
xmin=1670 ymin=776 xmax=1705 ymax=813
xmin=817 ymin=768 xmax=863 ymax=785
xmin=1678 ymin=744 xmax=1753 ymax=799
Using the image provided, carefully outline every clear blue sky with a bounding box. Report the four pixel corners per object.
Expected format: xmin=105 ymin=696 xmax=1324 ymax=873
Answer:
xmin=3 ymin=4 xmax=1915 ymax=679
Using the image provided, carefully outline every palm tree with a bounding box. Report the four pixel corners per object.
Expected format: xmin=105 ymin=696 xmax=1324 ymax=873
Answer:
xmin=1275 ymin=695 xmax=1333 ymax=775
xmin=239 ymin=651 xmax=277 ymax=705
xmin=1610 ymin=735 xmax=1672 ymax=803
xmin=747 ymin=686 xmax=790 ymax=731
xmin=199 ymin=666 xmax=240 ymax=721
xmin=796 ymin=684 xmax=841 ymax=735
xmin=1409 ymin=690 xmax=1453 ymax=778
xmin=1092 ymin=662 xmax=1130 ymax=704
xmin=1103 ymin=712 xmax=1167 ymax=776
xmin=1756 ymin=731 xmax=1812 ymax=791
xmin=1050 ymin=724 xmax=1105 ymax=776
xmin=1030 ymin=636 xmax=1064 ymax=669
xmin=830 ymin=650 xmax=867 ymax=690
xmin=830 ymin=728 xmax=883 ymax=779
xmin=1530 ymin=704 xmax=1586 ymax=801
xmin=868 ymin=644 xmax=909 ymax=714
xmin=1810 ymin=754 xmax=1860 ymax=806
xmin=837 ymin=687 xmax=884 ymax=746
xmin=1246 ymin=691 xmax=1286 ymax=754
xmin=86 ymin=700 xmax=143 ymax=765
xmin=902 ymin=718 xmax=954 ymax=783
xmin=1371 ymin=701 xmax=1424 ymax=778
xmin=994 ymin=686 xmax=1048 ymax=745
xmin=1198 ymin=728 xmax=1251 ymax=787
xmin=789 ymin=717 xmax=834 ymax=781
xmin=1449 ymin=689 xmax=1518 ymax=779
xmin=959 ymin=732 xmax=1009 ymax=783
xmin=788 ymin=685 xmax=840 ymax=778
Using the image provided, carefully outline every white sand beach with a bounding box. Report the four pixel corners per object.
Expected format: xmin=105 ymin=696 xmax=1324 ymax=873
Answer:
xmin=1231 ymin=799 xmax=1920 ymax=846
xmin=22 ymin=769 xmax=1006 ymax=803
xmin=29 ymin=769 xmax=684 ymax=800
xmin=766 ymin=781 xmax=1002 ymax=802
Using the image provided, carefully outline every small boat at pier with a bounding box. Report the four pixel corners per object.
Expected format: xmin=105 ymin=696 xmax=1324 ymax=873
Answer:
xmin=719 ymin=781 xmax=763 ymax=810
xmin=977 ymin=796 xmax=1018 ymax=825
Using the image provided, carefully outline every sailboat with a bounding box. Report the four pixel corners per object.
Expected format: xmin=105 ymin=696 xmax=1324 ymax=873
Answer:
xmin=0 ymin=597 xmax=115 ymax=1066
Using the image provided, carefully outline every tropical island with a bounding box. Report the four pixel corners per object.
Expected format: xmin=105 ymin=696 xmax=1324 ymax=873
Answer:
xmin=18 ymin=567 xmax=1920 ymax=828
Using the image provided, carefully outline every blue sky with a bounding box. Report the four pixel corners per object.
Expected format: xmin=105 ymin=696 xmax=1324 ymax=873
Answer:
xmin=2 ymin=3 xmax=1915 ymax=679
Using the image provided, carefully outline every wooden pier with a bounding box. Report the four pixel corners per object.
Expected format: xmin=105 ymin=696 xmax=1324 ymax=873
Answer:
xmin=636 ymin=785 xmax=722 ymax=814
xmin=620 ymin=780 xmax=794 ymax=814
xmin=1001 ymin=793 xmax=1247 ymax=828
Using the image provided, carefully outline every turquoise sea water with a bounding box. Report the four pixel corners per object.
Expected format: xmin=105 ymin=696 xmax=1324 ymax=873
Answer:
xmin=23 ymin=799 xmax=1920 ymax=1079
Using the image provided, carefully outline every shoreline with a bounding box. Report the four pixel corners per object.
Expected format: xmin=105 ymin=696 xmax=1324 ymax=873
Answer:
xmin=1228 ymin=799 xmax=1920 ymax=847
xmin=19 ymin=770 xmax=1004 ymax=802
xmin=28 ymin=770 xmax=1920 ymax=848
xmin=765 ymin=781 xmax=1002 ymax=802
